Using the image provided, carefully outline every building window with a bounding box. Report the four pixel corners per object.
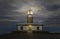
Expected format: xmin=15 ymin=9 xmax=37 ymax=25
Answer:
xmin=21 ymin=26 xmax=23 ymax=30
xmin=37 ymin=27 xmax=39 ymax=30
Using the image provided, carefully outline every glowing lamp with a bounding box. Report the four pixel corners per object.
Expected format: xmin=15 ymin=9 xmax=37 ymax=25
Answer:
xmin=28 ymin=8 xmax=33 ymax=14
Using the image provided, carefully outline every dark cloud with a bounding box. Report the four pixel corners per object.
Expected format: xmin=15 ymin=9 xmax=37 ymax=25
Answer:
xmin=0 ymin=0 xmax=60 ymax=26
xmin=46 ymin=4 xmax=60 ymax=11
xmin=44 ymin=15 xmax=60 ymax=26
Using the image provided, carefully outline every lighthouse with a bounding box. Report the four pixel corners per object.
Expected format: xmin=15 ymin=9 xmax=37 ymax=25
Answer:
xmin=27 ymin=8 xmax=33 ymax=32
xmin=16 ymin=8 xmax=43 ymax=32
xmin=27 ymin=8 xmax=33 ymax=24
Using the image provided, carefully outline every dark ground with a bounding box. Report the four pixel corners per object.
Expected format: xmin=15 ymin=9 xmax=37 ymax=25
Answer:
xmin=0 ymin=31 xmax=60 ymax=39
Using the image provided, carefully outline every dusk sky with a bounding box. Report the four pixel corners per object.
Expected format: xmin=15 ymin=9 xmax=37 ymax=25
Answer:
xmin=0 ymin=0 xmax=60 ymax=34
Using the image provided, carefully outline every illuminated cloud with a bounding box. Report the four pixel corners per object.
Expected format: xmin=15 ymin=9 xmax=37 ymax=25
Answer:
xmin=0 ymin=0 xmax=60 ymax=25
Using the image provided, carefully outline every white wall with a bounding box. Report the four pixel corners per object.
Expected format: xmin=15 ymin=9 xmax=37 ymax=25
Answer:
xmin=17 ymin=26 xmax=43 ymax=31
xmin=17 ymin=26 xmax=21 ymax=30
xmin=33 ymin=26 xmax=42 ymax=31
xmin=23 ymin=26 xmax=28 ymax=30
xmin=32 ymin=26 xmax=37 ymax=30
xmin=39 ymin=26 xmax=42 ymax=31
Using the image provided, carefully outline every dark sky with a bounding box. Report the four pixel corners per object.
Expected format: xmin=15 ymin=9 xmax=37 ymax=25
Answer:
xmin=0 ymin=0 xmax=60 ymax=34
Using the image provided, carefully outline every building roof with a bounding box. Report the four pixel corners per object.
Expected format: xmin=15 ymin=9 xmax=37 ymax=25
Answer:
xmin=16 ymin=23 xmax=43 ymax=26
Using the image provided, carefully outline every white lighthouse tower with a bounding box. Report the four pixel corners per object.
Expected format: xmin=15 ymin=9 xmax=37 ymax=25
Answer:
xmin=16 ymin=8 xmax=43 ymax=32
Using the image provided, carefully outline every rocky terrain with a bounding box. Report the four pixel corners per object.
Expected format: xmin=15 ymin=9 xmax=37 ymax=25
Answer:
xmin=0 ymin=31 xmax=60 ymax=39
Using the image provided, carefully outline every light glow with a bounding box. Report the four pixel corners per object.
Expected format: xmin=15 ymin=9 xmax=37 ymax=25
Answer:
xmin=28 ymin=25 xmax=33 ymax=28
xmin=27 ymin=25 xmax=33 ymax=32
xmin=28 ymin=8 xmax=33 ymax=14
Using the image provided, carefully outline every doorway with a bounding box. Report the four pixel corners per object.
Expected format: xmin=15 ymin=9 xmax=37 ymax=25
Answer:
xmin=27 ymin=25 xmax=33 ymax=32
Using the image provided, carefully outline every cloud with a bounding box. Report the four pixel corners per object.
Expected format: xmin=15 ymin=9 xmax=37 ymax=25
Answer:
xmin=0 ymin=0 xmax=60 ymax=26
